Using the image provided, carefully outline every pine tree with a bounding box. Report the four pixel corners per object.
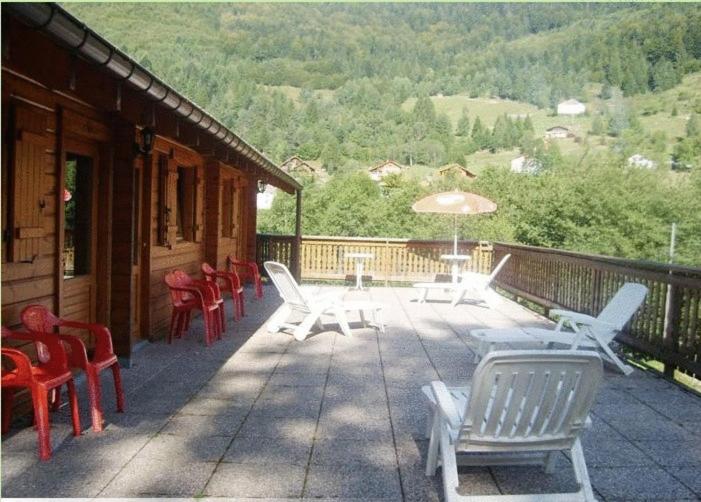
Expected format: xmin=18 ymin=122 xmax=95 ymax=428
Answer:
xmin=456 ymin=107 xmax=471 ymax=136
xmin=471 ymin=116 xmax=487 ymax=150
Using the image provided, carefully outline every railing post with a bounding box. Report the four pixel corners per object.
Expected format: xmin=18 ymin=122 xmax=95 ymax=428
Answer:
xmin=291 ymin=189 xmax=302 ymax=281
xmin=663 ymin=282 xmax=681 ymax=378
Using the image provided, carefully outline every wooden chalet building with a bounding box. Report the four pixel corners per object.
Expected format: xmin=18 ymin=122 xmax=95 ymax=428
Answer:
xmin=1 ymin=4 xmax=302 ymax=364
xmin=436 ymin=163 xmax=476 ymax=178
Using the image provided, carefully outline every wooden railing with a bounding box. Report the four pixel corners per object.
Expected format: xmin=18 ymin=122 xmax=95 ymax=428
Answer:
xmin=492 ymin=243 xmax=701 ymax=380
xmin=257 ymin=234 xmax=493 ymax=284
xmin=257 ymin=234 xmax=701 ymax=380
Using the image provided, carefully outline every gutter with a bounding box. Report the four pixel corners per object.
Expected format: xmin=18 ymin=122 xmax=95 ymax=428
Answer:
xmin=6 ymin=2 xmax=301 ymax=192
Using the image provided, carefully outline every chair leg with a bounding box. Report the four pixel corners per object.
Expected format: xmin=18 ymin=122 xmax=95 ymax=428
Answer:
xmin=86 ymin=367 xmax=104 ymax=432
xmin=418 ymin=288 xmax=429 ymax=303
xmin=168 ymin=309 xmax=178 ymax=344
xmin=450 ymin=288 xmax=467 ymax=307
xmin=2 ymin=389 xmax=15 ymax=434
xmin=544 ymin=451 xmax=558 ymax=473
xmin=570 ymin=438 xmax=596 ymax=501
xmin=334 ymin=309 xmax=353 ymax=338
xmin=268 ymin=304 xmax=292 ymax=333
xmin=294 ymin=311 xmax=322 ymax=341
xmin=255 ymin=276 xmax=263 ymax=299
xmin=50 ymin=386 xmax=61 ymax=412
xmin=31 ymin=386 xmax=51 ymax=461
xmin=202 ymin=309 xmax=213 ymax=347
xmin=111 ymin=362 xmax=125 ymax=413
xmin=239 ymin=292 xmax=245 ymax=317
xmin=65 ymin=379 xmax=81 ymax=437
xmin=439 ymin=423 xmax=461 ymax=502
xmin=219 ymin=305 xmax=226 ymax=337
xmin=425 ymin=409 xmax=441 ymax=476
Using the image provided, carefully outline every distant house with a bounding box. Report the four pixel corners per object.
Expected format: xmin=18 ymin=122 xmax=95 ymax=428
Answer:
xmin=368 ymin=160 xmax=405 ymax=181
xmin=280 ymin=155 xmax=326 ymax=179
xmin=627 ymin=154 xmax=657 ymax=169
xmin=437 ymin=163 xmax=477 ymax=178
xmin=557 ymin=99 xmax=586 ymax=116
xmin=544 ymin=126 xmax=572 ymax=139
xmin=510 ymin=155 xmax=541 ymax=174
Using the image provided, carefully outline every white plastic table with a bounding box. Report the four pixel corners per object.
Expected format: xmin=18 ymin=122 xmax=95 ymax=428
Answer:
xmin=440 ymin=254 xmax=472 ymax=284
xmin=346 ymin=252 xmax=374 ymax=290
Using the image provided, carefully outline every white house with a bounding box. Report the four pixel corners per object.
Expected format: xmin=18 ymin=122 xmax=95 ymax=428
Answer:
xmin=256 ymin=184 xmax=277 ymax=210
xmin=627 ymin=154 xmax=657 ymax=169
xmin=368 ymin=160 xmax=405 ymax=181
xmin=544 ymin=126 xmax=571 ymax=139
xmin=557 ymin=99 xmax=586 ymax=116
xmin=510 ymin=155 xmax=542 ymax=174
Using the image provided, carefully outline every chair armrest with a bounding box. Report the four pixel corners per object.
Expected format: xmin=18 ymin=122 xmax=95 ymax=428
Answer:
xmin=550 ymin=310 xmax=617 ymax=331
xmin=1 ymin=348 xmax=34 ymax=381
xmin=170 ymin=285 xmax=206 ymax=303
xmin=58 ymin=320 xmax=115 ymax=360
xmin=56 ymin=334 xmax=91 ymax=367
xmin=3 ymin=332 xmax=69 ymax=371
xmin=429 ymin=381 xmax=462 ymax=430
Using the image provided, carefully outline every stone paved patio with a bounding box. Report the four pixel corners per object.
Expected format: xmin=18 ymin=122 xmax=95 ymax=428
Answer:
xmin=2 ymin=285 xmax=701 ymax=500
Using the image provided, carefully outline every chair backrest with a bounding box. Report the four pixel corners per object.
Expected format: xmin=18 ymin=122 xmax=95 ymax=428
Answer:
xmin=21 ymin=305 xmax=60 ymax=333
xmin=164 ymin=270 xmax=191 ymax=306
xmin=487 ymin=253 xmax=511 ymax=284
xmin=263 ymin=261 xmax=309 ymax=310
xmin=458 ymin=350 xmax=603 ymax=453
xmin=596 ymin=283 xmax=648 ymax=333
xmin=201 ymin=262 xmax=216 ymax=280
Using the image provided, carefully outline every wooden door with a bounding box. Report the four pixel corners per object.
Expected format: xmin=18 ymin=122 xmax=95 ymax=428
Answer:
xmin=61 ymin=138 xmax=99 ymax=324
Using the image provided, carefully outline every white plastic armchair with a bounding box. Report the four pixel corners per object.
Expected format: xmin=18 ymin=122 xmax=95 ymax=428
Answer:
xmin=423 ymin=350 xmax=604 ymax=502
xmin=413 ymin=254 xmax=511 ymax=307
xmin=469 ymin=282 xmax=648 ymax=375
xmin=264 ymin=261 xmax=384 ymax=341
xmin=450 ymin=253 xmax=511 ymax=307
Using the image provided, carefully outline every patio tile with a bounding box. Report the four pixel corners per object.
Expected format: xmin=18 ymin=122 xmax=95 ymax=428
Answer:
xmin=223 ymin=435 xmax=312 ymax=465
xmin=311 ymin=438 xmax=396 ymax=467
xmin=634 ymin=439 xmax=701 ymax=466
xmin=237 ymin=416 xmax=317 ymax=439
xmin=100 ymin=456 xmax=216 ymax=497
xmin=248 ymin=396 xmax=322 ymax=419
xmin=177 ymin=396 xmax=254 ymax=417
xmin=589 ymin=466 xmax=696 ymax=501
xmin=491 ymin=464 xmax=580 ymax=496
xmin=136 ymin=433 xmax=231 ymax=462
xmin=304 ymin=464 xmax=402 ymax=499
xmin=161 ymin=413 xmax=247 ymax=437
xmin=205 ymin=462 xmax=306 ymax=498
xmin=394 ymin=438 xmax=443 ymax=502
xmin=572 ymin=439 xmax=656 ymax=467
xmin=667 ymin=466 xmax=701 ymax=496
xmin=267 ymin=369 xmax=329 ymax=387
xmin=316 ymin=414 xmax=393 ymax=441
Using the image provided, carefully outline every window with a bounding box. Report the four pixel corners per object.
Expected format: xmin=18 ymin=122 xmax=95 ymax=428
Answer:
xmin=176 ymin=166 xmax=196 ymax=241
xmin=63 ymin=154 xmax=93 ymax=278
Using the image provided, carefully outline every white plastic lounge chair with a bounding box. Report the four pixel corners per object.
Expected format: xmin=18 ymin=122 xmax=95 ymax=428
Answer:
xmin=414 ymin=254 xmax=511 ymax=307
xmin=423 ymin=350 xmax=603 ymax=502
xmin=469 ymin=282 xmax=648 ymax=375
xmin=264 ymin=261 xmax=384 ymax=341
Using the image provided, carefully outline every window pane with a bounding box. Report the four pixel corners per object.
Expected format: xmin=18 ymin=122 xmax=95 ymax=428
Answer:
xmin=64 ymin=154 xmax=92 ymax=278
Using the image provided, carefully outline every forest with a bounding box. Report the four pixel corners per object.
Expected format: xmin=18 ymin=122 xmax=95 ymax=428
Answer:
xmin=67 ymin=3 xmax=701 ymax=266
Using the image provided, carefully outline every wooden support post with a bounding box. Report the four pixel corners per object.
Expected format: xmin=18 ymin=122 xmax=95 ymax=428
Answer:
xmin=292 ymin=188 xmax=302 ymax=281
xmin=662 ymin=283 xmax=681 ymax=378
xmin=110 ymin=119 xmax=137 ymax=364
xmin=139 ymin=143 xmax=154 ymax=343
xmin=203 ymin=158 xmax=220 ymax=267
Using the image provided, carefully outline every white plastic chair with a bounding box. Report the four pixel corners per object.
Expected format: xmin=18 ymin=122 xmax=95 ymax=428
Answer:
xmin=414 ymin=254 xmax=511 ymax=307
xmin=469 ymin=283 xmax=648 ymax=375
xmin=423 ymin=350 xmax=603 ymax=502
xmin=264 ymin=261 xmax=384 ymax=341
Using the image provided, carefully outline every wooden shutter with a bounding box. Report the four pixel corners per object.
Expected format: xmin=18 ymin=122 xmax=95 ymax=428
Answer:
xmin=158 ymin=155 xmax=178 ymax=249
xmin=8 ymin=104 xmax=49 ymax=263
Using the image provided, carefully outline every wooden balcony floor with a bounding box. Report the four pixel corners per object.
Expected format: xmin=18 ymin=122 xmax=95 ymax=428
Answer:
xmin=3 ymin=285 xmax=701 ymax=500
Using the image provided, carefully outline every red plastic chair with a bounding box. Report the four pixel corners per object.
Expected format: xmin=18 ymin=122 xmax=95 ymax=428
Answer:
xmin=201 ymin=262 xmax=245 ymax=321
xmin=164 ymin=270 xmax=222 ymax=346
xmin=20 ymin=305 xmax=125 ymax=433
xmin=2 ymin=326 xmax=81 ymax=461
xmin=174 ymin=270 xmax=225 ymax=338
xmin=228 ymin=256 xmax=263 ymax=299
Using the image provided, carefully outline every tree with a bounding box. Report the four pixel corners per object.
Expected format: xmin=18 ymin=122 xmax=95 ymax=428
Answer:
xmin=456 ymin=107 xmax=470 ymax=136
xmin=590 ymin=115 xmax=604 ymax=135
xmin=471 ymin=116 xmax=488 ymax=150
xmin=412 ymin=96 xmax=436 ymax=126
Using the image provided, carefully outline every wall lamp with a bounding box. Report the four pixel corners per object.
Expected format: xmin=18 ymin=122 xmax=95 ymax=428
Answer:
xmin=135 ymin=127 xmax=155 ymax=155
xmin=257 ymin=180 xmax=268 ymax=193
